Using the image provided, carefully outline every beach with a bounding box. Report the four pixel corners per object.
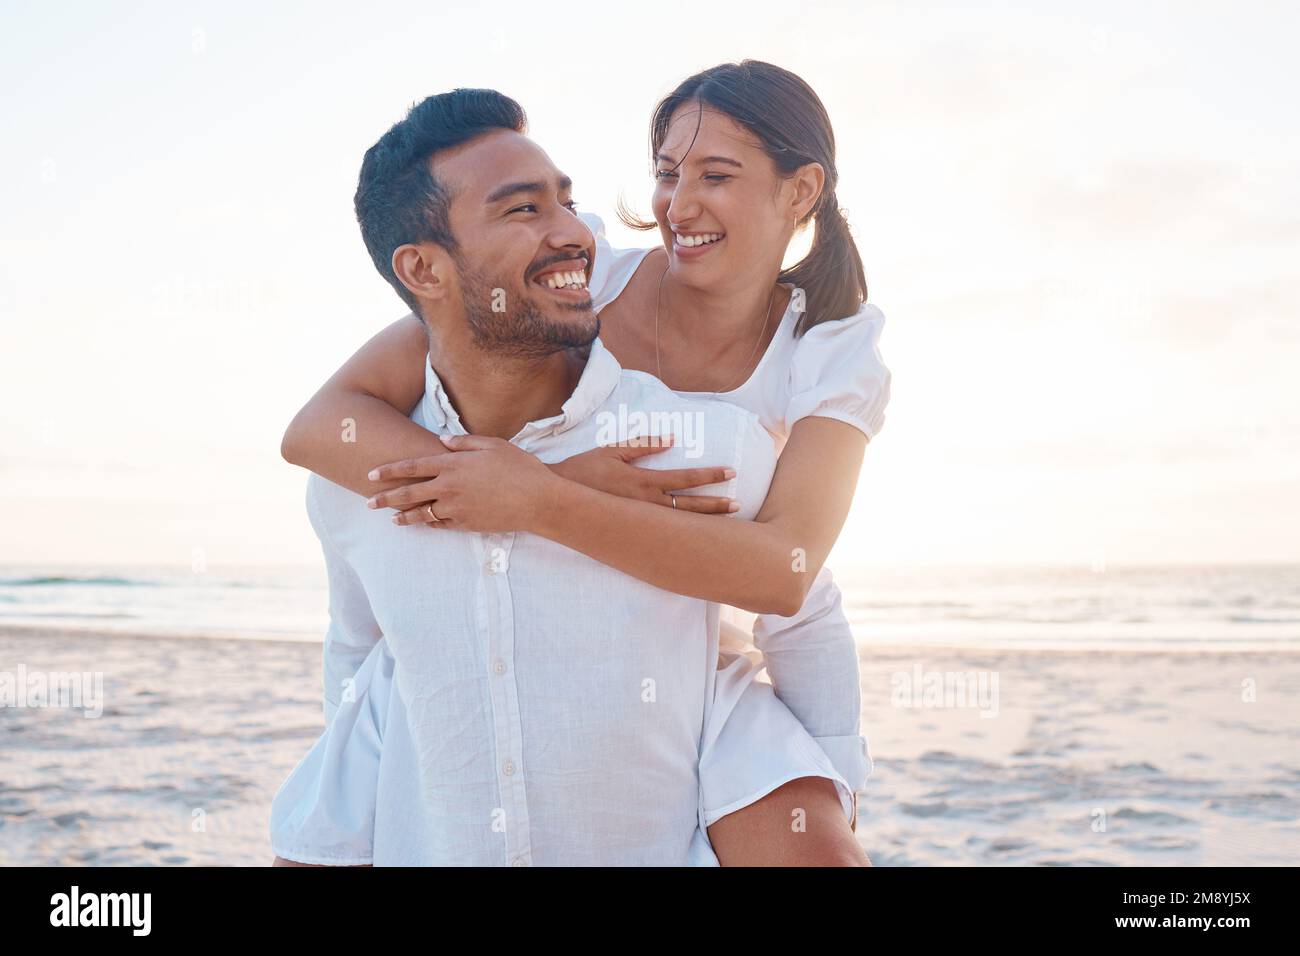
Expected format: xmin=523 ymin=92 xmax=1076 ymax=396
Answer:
xmin=5 ymin=0 xmax=1299 ymax=879
xmin=859 ymin=645 xmax=1300 ymax=865
xmin=3 ymin=623 xmax=1297 ymax=866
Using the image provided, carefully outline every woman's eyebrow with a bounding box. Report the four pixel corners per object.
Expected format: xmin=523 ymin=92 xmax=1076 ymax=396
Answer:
xmin=655 ymin=152 xmax=744 ymax=168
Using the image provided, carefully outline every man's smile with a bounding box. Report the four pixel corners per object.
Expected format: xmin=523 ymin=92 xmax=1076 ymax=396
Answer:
xmin=529 ymin=256 xmax=590 ymax=299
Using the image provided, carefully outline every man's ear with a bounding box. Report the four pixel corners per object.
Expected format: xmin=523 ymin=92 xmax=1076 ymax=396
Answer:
xmin=392 ymin=242 xmax=454 ymax=304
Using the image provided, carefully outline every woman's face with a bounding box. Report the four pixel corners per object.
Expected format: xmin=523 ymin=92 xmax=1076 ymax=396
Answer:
xmin=651 ymin=102 xmax=799 ymax=291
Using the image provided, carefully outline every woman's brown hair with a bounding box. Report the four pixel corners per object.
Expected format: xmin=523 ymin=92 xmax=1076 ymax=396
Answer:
xmin=618 ymin=59 xmax=867 ymax=336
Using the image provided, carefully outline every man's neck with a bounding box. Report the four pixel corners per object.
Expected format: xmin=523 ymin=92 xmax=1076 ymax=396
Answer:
xmin=428 ymin=332 xmax=587 ymax=440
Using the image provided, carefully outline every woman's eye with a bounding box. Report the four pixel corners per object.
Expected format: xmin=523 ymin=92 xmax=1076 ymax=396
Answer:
xmin=655 ymin=169 xmax=678 ymax=181
xmin=565 ymin=200 xmax=580 ymax=213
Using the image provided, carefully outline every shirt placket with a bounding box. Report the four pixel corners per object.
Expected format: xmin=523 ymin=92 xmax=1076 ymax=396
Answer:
xmin=476 ymin=530 xmax=531 ymax=866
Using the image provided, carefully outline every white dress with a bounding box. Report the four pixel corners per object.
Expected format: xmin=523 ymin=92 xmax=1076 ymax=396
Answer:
xmin=583 ymin=212 xmax=890 ymax=449
xmin=268 ymin=213 xmax=892 ymax=865
xmin=581 ymin=211 xmax=892 ymax=795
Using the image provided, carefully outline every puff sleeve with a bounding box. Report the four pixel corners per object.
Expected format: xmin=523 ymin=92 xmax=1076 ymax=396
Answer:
xmin=785 ymin=302 xmax=891 ymax=439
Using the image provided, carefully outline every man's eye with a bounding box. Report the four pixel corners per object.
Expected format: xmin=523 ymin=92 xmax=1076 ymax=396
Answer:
xmin=509 ymin=203 xmax=538 ymax=214
xmin=704 ymin=174 xmax=730 ymax=183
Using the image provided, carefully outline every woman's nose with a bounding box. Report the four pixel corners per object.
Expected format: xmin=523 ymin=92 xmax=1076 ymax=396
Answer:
xmin=667 ymin=185 xmax=700 ymax=224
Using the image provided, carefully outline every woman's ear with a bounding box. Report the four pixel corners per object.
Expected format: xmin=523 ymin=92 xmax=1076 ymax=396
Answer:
xmin=788 ymin=162 xmax=826 ymax=222
xmin=392 ymin=242 xmax=453 ymax=305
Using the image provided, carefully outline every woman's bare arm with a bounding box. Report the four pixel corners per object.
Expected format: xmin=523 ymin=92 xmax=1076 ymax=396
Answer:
xmin=282 ymin=315 xmax=736 ymax=511
xmin=281 ymin=314 xmax=447 ymax=494
xmin=369 ymin=417 xmax=868 ymax=615
xmin=533 ymin=418 xmax=867 ymax=615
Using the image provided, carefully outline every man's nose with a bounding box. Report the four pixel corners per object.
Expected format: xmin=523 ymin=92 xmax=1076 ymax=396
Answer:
xmin=546 ymin=206 xmax=594 ymax=256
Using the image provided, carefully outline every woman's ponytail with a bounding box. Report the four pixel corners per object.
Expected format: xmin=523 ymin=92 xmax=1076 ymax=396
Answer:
xmin=781 ymin=190 xmax=867 ymax=336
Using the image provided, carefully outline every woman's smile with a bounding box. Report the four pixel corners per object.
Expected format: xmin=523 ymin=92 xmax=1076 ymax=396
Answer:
xmin=671 ymin=230 xmax=727 ymax=260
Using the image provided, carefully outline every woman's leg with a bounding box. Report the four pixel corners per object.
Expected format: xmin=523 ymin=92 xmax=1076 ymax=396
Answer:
xmin=706 ymin=775 xmax=870 ymax=866
xmin=272 ymin=857 xmax=371 ymax=867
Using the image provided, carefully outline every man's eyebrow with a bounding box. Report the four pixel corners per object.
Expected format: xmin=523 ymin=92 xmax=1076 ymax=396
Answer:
xmin=485 ymin=175 xmax=574 ymax=206
xmin=655 ymin=152 xmax=744 ymax=168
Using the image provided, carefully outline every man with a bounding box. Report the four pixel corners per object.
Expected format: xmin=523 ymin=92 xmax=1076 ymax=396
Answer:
xmin=269 ymin=89 xmax=858 ymax=865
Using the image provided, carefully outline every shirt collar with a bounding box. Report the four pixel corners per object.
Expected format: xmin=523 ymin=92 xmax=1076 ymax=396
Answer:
xmin=420 ymin=337 xmax=622 ymax=443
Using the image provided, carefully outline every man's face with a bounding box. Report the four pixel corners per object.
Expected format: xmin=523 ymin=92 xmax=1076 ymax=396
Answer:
xmin=435 ymin=130 xmax=598 ymax=357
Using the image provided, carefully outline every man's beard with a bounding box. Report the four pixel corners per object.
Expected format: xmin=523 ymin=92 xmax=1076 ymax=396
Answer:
xmin=457 ymin=260 xmax=599 ymax=359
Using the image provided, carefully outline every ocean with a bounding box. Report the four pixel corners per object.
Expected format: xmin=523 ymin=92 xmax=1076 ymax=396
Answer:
xmin=1 ymin=562 xmax=1297 ymax=651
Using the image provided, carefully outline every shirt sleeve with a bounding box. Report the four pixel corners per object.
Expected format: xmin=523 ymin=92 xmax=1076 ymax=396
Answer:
xmin=785 ymin=302 xmax=892 ymax=440
xmin=306 ymin=477 xmax=383 ymax=724
xmin=750 ymin=566 xmax=872 ymax=791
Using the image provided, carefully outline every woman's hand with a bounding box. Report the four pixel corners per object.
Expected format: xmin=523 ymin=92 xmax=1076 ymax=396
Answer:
xmin=365 ymin=434 xmax=738 ymax=531
xmin=366 ymin=435 xmax=561 ymax=533
xmin=549 ymin=436 xmax=737 ymax=514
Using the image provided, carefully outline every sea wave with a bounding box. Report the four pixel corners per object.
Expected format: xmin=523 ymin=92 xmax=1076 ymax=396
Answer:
xmin=0 ymin=575 xmax=144 ymax=587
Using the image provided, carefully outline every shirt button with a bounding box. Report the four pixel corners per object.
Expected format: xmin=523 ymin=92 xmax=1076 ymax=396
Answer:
xmin=493 ymin=660 xmax=507 ymax=676
xmin=502 ymin=760 xmax=516 ymax=776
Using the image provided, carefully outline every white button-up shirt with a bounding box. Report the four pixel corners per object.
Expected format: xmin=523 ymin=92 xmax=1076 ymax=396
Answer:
xmin=279 ymin=338 xmax=781 ymax=865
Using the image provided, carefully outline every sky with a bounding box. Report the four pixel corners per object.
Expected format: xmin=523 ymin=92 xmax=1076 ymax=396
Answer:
xmin=1 ymin=0 xmax=1297 ymax=570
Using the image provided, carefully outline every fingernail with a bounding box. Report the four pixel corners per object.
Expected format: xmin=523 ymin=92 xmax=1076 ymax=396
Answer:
xmin=723 ymin=468 xmax=736 ymax=479
xmin=366 ymin=498 xmax=378 ymax=509
xmin=727 ymin=500 xmax=740 ymax=513
xmin=367 ymin=469 xmax=380 ymax=481
xmin=391 ymin=515 xmax=402 ymax=525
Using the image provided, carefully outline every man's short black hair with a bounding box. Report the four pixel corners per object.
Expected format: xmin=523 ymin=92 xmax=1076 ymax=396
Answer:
xmin=354 ymin=89 xmax=527 ymax=312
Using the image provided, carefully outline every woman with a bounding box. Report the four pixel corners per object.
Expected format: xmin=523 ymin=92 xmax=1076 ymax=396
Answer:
xmin=281 ymin=61 xmax=890 ymax=865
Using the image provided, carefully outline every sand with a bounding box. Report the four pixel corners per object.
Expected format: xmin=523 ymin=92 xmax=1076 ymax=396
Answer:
xmin=2 ymin=627 xmax=1297 ymax=865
